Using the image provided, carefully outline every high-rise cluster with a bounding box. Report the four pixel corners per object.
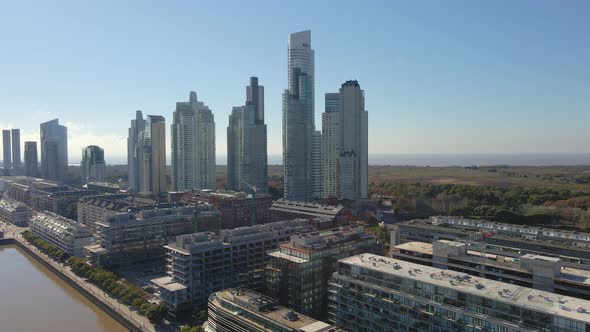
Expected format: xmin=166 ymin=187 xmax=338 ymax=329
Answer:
xmin=282 ymin=31 xmax=368 ymax=203
xmin=127 ymin=111 xmax=166 ymax=195
xmin=227 ymin=77 xmax=268 ymax=194
xmin=171 ymin=92 xmax=216 ymax=191
xmin=2 ymin=129 xmax=22 ymax=176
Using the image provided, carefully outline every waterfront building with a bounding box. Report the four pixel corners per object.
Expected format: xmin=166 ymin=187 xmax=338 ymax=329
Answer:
xmin=392 ymin=240 xmax=590 ymax=300
xmin=81 ymin=145 xmax=105 ymax=184
xmin=0 ymin=198 xmax=32 ymax=226
xmin=83 ymin=203 xmax=211 ymax=268
xmin=2 ymin=129 xmax=11 ymax=174
xmin=321 ymin=93 xmax=340 ymax=198
xmin=328 ymin=254 xmax=590 ymax=332
xmin=207 ymin=289 xmax=343 ymax=332
xmin=170 ymin=190 xmax=273 ymax=229
xmin=24 ymin=141 xmax=38 ymax=177
xmin=154 ymin=219 xmax=314 ymax=309
xmin=266 ymin=226 xmax=380 ymax=319
xmin=171 ymin=92 xmax=216 ymax=191
xmin=40 ymin=119 xmax=68 ymax=182
xmin=227 ymin=77 xmax=268 ymax=194
xmin=283 ymin=30 xmax=315 ymax=202
xmin=30 ymin=212 xmax=92 ymax=257
xmin=11 ymin=129 xmax=21 ymax=174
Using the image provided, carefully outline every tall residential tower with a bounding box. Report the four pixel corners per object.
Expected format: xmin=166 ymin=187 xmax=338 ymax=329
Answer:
xmin=227 ymin=77 xmax=268 ymax=193
xmin=282 ymin=30 xmax=315 ymax=201
xmin=40 ymin=119 xmax=68 ymax=182
xmin=2 ymin=130 xmax=10 ymax=174
xmin=171 ymin=92 xmax=216 ymax=191
xmin=24 ymin=141 xmax=38 ymax=177
xmin=11 ymin=129 xmax=21 ymax=173
xmin=81 ymin=145 xmax=105 ymax=183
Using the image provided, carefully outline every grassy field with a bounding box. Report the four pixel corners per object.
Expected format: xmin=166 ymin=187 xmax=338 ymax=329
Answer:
xmin=368 ymin=165 xmax=590 ymax=192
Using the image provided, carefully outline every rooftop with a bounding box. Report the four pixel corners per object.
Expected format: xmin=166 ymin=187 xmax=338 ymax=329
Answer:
xmin=151 ymin=276 xmax=187 ymax=292
xmin=271 ymin=199 xmax=344 ymax=218
xmin=215 ymin=289 xmax=340 ymax=331
xmin=341 ymin=254 xmax=590 ymax=322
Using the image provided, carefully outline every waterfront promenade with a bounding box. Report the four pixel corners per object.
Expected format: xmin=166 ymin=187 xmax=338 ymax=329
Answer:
xmin=0 ymin=221 xmax=162 ymax=332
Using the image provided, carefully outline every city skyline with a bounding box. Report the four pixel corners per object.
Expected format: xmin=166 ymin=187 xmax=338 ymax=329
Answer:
xmin=1 ymin=1 xmax=588 ymax=165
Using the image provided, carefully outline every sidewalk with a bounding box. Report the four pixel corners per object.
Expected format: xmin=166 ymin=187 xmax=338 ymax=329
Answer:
xmin=1 ymin=221 xmax=162 ymax=332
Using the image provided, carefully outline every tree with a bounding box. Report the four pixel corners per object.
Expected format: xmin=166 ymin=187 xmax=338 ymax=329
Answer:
xmin=65 ymin=202 xmax=78 ymax=220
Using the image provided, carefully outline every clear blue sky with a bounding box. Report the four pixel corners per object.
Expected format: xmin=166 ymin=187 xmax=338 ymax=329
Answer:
xmin=1 ymin=0 xmax=589 ymax=164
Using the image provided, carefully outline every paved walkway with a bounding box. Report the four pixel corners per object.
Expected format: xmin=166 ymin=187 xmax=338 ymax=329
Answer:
xmin=1 ymin=221 xmax=164 ymax=332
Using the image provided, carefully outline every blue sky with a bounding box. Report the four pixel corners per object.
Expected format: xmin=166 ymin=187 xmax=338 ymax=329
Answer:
xmin=0 ymin=0 xmax=589 ymax=164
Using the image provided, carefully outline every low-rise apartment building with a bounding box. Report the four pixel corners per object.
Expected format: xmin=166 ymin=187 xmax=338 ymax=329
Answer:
xmin=207 ymin=289 xmax=343 ymax=332
xmin=269 ymin=199 xmax=351 ymax=229
xmin=30 ymin=212 xmax=92 ymax=257
xmin=266 ymin=226 xmax=381 ymax=319
xmin=0 ymin=198 xmax=32 ymax=226
xmin=153 ymin=219 xmax=315 ymax=311
xmin=84 ymin=204 xmax=212 ymax=268
xmin=392 ymin=240 xmax=590 ymax=300
xmin=328 ymin=254 xmax=590 ymax=332
xmin=170 ymin=189 xmax=273 ymax=229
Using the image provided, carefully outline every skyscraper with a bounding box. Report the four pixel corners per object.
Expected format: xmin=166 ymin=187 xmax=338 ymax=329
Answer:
xmin=171 ymin=92 xmax=216 ymax=191
xmin=311 ymin=130 xmax=322 ymax=199
xmin=128 ymin=110 xmax=146 ymax=191
xmin=2 ymin=130 xmax=10 ymax=174
xmin=322 ymin=93 xmax=341 ymax=198
xmin=338 ymin=81 xmax=368 ymax=201
xmin=283 ymin=30 xmax=315 ymax=201
xmin=24 ymin=141 xmax=38 ymax=177
xmin=11 ymin=129 xmax=21 ymax=173
xmin=227 ymin=77 xmax=268 ymax=193
xmin=127 ymin=112 xmax=166 ymax=195
xmin=81 ymin=145 xmax=105 ymax=183
xmin=40 ymin=119 xmax=68 ymax=182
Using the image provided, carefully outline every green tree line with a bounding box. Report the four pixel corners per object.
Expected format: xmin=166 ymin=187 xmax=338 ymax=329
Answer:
xmin=66 ymin=256 xmax=167 ymax=324
xmin=21 ymin=230 xmax=68 ymax=261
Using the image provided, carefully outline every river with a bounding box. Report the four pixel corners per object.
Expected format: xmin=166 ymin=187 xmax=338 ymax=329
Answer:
xmin=0 ymin=245 xmax=128 ymax=332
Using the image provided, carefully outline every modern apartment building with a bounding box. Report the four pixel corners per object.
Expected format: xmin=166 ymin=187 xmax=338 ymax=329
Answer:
xmin=83 ymin=203 xmax=211 ymax=268
xmin=0 ymin=198 xmax=32 ymax=226
xmin=5 ymin=178 xmax=95 ymax=216
xmin=127 ymin=111 xmax=167 ymax=195
xmin=171 ymin=91 xmax=216 ymax=191
xmin=269 ymin=199 xmax=351 ymax=228
xmin=24 ymin=141 xmax=38 ymax=177
xmin=227 ymin=77 xmax=268 ymax=194
xmin=393 ymin=240 xmax=590 ymax=300
xmin=328 ymin=254 xmax=590 ymax=332
xmin=30 ymin=212 xmax=92 ymax=257
xmin=391 ymin=217 xmax=590 ymax=268
xmin=171 ymin=190 xmax=273 ymax=229
xmin=11 ymin=129 xmax=21 ymax=174
xmin=311 ymin=130 xmax=322 ymax=200
xmin=266 ymin=226 xmax=380 ymax=319
xmin=2 ymin=129 xmax=11 ymax=174
xmin=40 ymin=119 xmax=68 ymax=182
xmin=321 ymin=93 xmax=340 ymax=198
xmin=207 ymin=289 xmax=343 ymax=332
xmin=155 ymin=219 xmax=314 ymax=309
xmin=283 ymin=30 xmax=315 ymax=202
xmin=81 ymin=145 xmax=105 ymax=184
xmin=338 ymin=81 xmax=368 ymax=202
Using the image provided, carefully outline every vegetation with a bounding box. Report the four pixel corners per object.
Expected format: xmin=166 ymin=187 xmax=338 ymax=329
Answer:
xmin=366 ymin=226 xmax=391 ymax=245
xmin=66 ymin=257 xmax=166 ymax=323
xmin=21 ymin=230 xmax=68 ymax=261
xmin=181 ymin=326 xmax=205 ymax=332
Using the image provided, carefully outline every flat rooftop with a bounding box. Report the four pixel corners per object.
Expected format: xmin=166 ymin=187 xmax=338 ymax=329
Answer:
xmin=151 ymin=276 xmax=187 ymax=292
xmin=394 ymin=241 xmax=433 ymax=255
xmin=271 ymin=199 xmax=344 ymax=217
xmin=215 ymin=289 xmax=336 ymax=331
xmin=341 ymin=254 xmax=590 ymax=323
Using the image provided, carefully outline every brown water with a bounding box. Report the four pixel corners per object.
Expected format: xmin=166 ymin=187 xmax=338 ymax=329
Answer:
xmin=0 ymin=245 xmax=128 ymax=332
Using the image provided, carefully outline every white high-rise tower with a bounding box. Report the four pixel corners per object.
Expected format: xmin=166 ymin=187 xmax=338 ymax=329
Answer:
xmin=283 ymin=30 xmax=315 ymax=201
